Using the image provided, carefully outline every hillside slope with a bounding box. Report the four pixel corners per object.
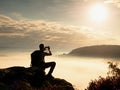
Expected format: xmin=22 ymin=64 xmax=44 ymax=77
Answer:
xmin=68 ymin=45 xmax=120 ymax=58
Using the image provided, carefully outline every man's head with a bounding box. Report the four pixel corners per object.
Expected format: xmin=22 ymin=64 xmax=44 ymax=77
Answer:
xmin=39 ymin=44 xmax=44 ymax=51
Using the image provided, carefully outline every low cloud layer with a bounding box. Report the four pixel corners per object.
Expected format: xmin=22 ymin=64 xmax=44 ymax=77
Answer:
xmin=0 ymin=14 xmax=117 ymax=52
xmin=0 ymin=15 xmax=91 ymax=52
xmin=104 ymin=0 xmax=120 ymax=7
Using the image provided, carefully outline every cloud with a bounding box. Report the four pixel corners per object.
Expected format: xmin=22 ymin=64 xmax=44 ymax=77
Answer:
xmin=104 ymin=0 xmax=120 ymax=7
xmin=0 ymin=14 xmax=92 ymax=52
xmin=0 ymin=54 xmax=8 ymax=57
xmin=0 ymin=33 xmax=26 ymax=37
xmin=0 ymin=14 xmax=117 ymax=52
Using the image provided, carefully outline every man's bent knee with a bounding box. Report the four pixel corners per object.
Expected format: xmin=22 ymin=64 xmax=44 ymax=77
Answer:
xmin=52 ymin=62 xmax=56 ymax=66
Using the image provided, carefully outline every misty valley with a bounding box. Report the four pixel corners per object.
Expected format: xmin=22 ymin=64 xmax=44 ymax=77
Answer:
xmin=0 ymin=52 xmax=120 ymax=90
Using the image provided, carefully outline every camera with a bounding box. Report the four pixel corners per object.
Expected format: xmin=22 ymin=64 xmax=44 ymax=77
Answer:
xmin=45 ymin=46 xmax=50 ymax=49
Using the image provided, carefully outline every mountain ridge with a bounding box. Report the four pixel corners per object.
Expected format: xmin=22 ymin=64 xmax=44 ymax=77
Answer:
xmin=67 ymin=45 xmax=120 ymax=58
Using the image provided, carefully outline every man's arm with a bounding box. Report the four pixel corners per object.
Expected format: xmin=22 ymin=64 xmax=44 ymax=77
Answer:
xmin=45 ymin=46 xmax=52 ymax=56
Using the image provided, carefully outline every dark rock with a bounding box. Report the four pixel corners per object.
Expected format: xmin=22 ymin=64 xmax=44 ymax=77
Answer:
xmin=0 ymin=66 xmax=75 ymax=90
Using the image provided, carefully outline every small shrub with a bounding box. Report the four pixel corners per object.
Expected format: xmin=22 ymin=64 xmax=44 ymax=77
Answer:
xmin=86 ymin=62 xmax=120 ymax=90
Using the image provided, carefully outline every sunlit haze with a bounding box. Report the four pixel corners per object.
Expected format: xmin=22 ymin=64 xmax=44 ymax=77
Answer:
xmin=0 ymin=0 xmax=120 ymax=90
xmin=0 ymin=52 xmax=112 ymax=90
xmin=89 ymin=3 xmax=108 ymax=22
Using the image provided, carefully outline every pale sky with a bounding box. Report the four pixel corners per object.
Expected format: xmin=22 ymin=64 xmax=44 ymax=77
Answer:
xmin=1 ymin=1 xmax=120 ymax=89
xmin=0 ymin=0 xmax=120 ymax=54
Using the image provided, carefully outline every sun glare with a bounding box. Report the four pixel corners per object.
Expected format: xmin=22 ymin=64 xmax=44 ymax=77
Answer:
xmin=90 ymin=4 xmax=108 ymax=22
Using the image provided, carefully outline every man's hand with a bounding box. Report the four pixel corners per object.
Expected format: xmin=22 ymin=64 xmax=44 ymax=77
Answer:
xmin=48 ymin=46 xmax=50 ymax=50
xmin=47 ymin=46 xmax=52 ymax=55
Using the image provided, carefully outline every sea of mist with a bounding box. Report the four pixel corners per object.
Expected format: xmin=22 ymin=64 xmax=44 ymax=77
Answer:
xmin=0 ymin=52 xmax=120 ymax=90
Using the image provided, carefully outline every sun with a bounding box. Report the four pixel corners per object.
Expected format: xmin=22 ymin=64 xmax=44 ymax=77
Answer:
xmin=89 ymin=4 xmax=108 ymax=22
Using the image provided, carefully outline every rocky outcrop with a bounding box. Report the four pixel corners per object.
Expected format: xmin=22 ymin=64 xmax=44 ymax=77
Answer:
xmin=0 ymin=66 xmax=74 ymax=90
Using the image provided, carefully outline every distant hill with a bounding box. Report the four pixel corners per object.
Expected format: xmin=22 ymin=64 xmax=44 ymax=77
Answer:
xmin=67 ymin=45 xmax=120 ymax=58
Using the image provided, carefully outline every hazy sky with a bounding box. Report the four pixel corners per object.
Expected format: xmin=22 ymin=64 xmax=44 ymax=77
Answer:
xmin=1 ymin=1 xmax=120 ymax=89
xmin=0 ymin=0 xmax=120 ymax=53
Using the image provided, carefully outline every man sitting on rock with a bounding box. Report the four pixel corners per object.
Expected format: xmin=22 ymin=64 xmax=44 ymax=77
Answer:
xmin=31 ymin=44 xmax=56 ymax=76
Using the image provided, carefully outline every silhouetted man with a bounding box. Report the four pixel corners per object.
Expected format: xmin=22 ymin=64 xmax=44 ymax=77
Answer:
xmin=31 ymin=44 xmax=56 ymax=76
